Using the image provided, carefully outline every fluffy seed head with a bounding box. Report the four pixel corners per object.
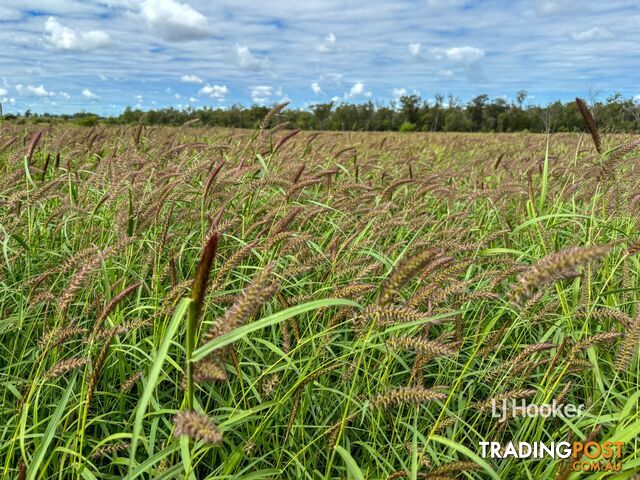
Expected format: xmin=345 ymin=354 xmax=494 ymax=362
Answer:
xmin=173 ymin=411 xmax=223 ymax=444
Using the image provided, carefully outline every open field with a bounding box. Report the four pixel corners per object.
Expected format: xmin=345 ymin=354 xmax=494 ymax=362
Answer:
xmin=0 ymin=118 xmax=639 ymax=479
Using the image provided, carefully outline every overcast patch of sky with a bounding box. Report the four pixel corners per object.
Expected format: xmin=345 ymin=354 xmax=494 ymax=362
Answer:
xmin=0 ymin=0 xmax=638 ymax=114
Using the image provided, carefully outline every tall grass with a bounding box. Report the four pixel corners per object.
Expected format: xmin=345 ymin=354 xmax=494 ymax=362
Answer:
xmin=0 ymin=109 xmax=638 ymax=478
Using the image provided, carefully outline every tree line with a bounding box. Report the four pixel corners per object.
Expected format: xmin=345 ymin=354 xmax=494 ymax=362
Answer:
xmin=6 ymin=91 xmax=640 ymax=132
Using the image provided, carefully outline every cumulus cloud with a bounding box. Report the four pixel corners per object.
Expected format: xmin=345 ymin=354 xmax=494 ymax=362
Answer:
xmin=140 ymin=0 xmax=209 ymax=41
xmin=570 ymin=26 xmax=613 ymax=41
xmin=236 ymin=44 xmax=268 ymax=71
xmin=199 ymin=84 xmax=228 ymax=100
xmin=535 ymin=0 xmax=576 ymax=16
xmin=345 ymin=82 xmax=371 ymax=99
xmin=311 ymin=81 xmax=322 ymax=95
xmin=0 ymin=88 xmax=7 ymax=97
xmin=392 ymin=87 xmax=407 ymax=98
xmin=16 ymin=84 xmax=55 ymax=97
xmin=443 ymin=46 xmax=485 ymax=66
xmin=251 ymin=86 xmax=273 ymax=104
xmin=59 ymin=91 xmax=70 ymax=100
xmin=181 ymin=74 xmax=203 ymax=83
xmin=44 ymin=17 xmax=110 ymax=51
xmin=318 ymin=33 xmax=337 ymax=53
xmin=250 ymin=85 xmax=286 ymax=105
xmin=82 ymin=88 xmax=97 ymax=99
xmin=408 ymin=42 xmax=421 ymax=57
xmin=189 ymin=97 xmax=198 ymax=102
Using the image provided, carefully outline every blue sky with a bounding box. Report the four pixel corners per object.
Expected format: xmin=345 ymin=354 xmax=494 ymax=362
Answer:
xmin=0 ymin=0 xmax=639 ymax=115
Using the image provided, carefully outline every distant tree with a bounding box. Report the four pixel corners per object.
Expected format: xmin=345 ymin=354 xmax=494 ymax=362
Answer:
xmin=399 ymin=95 xmax=421 ymax=126
xmin=399 ymin=121 xmax=416 ymax=132
xmin=311 ymin=103 xmax=333 ymax=130
xmin=516 ymin=90 xmax=527 ymax=107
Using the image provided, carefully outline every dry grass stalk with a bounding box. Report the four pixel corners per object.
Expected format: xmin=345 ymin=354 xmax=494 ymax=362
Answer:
xmin=44 ymin=356 xmax=90 ymax=380
xmin=91 ymin=441 xmax=130 ymax=460
xmin=378 ymin=248 xmax=441 ymax=306
xmin=474 ymin=388 xmax=537 ymax=412
xmin=38 ymin=325 xmax=87 ymax=350
xmin=356 ymin=305 xmax=432 ymax=329
xmin=616 ymin=314 xmax=640 ymax=372
xmin=429 ymin=461 xmax=480 ymax=475
xmin=404 ymin=442 xmax=431 ymax=468
xmin=510 ymin=245 xmax=610 ymax=305
xmin=173 ymin=411 xmax=223 ymax=444
xmin=191 ymin=231 xmax=219 ymax=325
xmin=585 ymin=307 xmax=632 ymax=329
xmin=121 ymin=371 xmax=143 ymax=393
xmin=575 ymin=98 xmax=602 ymax=154
xmin=202 ymin=263 xmax=279 ymax=343
xmin=487 ymin=343 xmax=555 ymax=380
xmin=568 ymin=331 xmax=622 ymax=358
xmin=387 ymin=336 xmax=459 ymax=358
xmin=371 ymin=387 xmax=448 ymax=409
xmin=91 ymin=281 xmax=142 ymax=340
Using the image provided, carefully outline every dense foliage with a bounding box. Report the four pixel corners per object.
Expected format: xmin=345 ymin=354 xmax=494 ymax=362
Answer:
xmin=7 ymin=91 xmax=640 ymax=132
xmin=1 ymin=110 xmax=639 ymax=478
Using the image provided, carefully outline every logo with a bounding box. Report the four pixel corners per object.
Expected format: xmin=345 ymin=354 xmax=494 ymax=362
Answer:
xmin=491 ymin=399 xmax=585 ymax=423
xmin=479 ymin=441 xmax=625 ymax=471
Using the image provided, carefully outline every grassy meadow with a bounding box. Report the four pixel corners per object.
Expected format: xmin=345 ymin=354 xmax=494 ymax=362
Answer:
xmin=0 ymin=108 xmax=639 ymax=479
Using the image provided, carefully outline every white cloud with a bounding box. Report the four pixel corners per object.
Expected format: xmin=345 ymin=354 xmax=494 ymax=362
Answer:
xmin=0 ymin=88 xmax=7 ymax=97
xmin=439 ymin=69 xmax=454 ymax=78
xmin=251 ymin=86 xmax=273 ymax=104
xmin=44 ymin=17 xmax=110 ymax=51
xmin=174 ymin=92 xmax=181 ymax=99
xmin=199 ymin=84 xmax=228 ymax=100
xmin=408 ymin=42 xmax=421 ymax=57
xmin=311 ymin=81 xmax=322 ymax=95
xmin=323 ymin=73 xmax=344 ymax=84
xmin=570 ymin=27 xmax=613 ymax=41
xmin=140 ymin=0 xmax=209 ymax=41
xmin=16 ymin=84 xmax=55 ymax=97
xmin=236 ymin=44 xmax=268 ymax=71
xmin=1 ymin=97 xmax=16 ymax=105
xmin=0 ymin=6 xmax=21 ymax=21
xmin=318 ymin=33 xmax=337 ymax=53
xmin=189 ymin=96 xmax=198 ymax=102
xmin=535 ymin=0 xmax=576 ymax=16
xmin=181 ymin=74 xmax=203 ymax=83
xmin=443 ymin=46 xmax=485 ymax=65
xmin=392 ymin=88 xmax=407 ymax=98
xmin=426 ymin=0 xmax=469 ymax=8
xmin=59 ymin=91 xmax=71 ymax=100
xmin=345 ymin=82 xmax=371 ymax=99
xmin=82 ymin=88 xmax=97 ymax=99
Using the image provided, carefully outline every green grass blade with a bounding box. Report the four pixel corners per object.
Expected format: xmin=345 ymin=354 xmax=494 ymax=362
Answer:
xmin=127 ymin=298 xmax=190 ymax=474
xmin=429 ymin=434 xmax=501 ymax=480
xmin=27 ymin=374 xmax=76 ymax=480
xmin=334 ymin=445 xmax=366 ymax=480
xmin=192 ymin=298 xmax=360 ymax=361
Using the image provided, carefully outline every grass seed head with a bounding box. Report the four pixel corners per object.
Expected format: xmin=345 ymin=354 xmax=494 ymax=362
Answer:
xmin=173 ymin=411 xmax=223 ymax=444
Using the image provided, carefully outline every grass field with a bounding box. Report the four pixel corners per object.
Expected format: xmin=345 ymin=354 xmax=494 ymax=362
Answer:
xmin=0 ymin=112 xmax=639 ymax=479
